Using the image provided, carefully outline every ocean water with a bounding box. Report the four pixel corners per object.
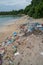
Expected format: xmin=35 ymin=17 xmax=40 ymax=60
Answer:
xmin=0 ymin=15 xmax=21 ymax=27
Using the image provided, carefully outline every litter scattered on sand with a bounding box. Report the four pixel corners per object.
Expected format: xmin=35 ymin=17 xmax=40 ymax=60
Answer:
xmin=40 ymin=52 xmax=43 ymax=55
xmin=0 ymin=22 xmax=43 ymax=65
xmin=14 ymin=52 xmax=20 ymax=56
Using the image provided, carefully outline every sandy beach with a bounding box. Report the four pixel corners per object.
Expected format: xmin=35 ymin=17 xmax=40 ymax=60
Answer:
xmin=0 ymin=15 xmax=43 ymax=65
xmin=0 ymin=15 xmax=28 ymax=42
xmin=0 ymin=15 xmax=43 ymax=42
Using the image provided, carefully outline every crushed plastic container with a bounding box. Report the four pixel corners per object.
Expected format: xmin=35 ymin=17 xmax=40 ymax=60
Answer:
xmin=34 ymin=23 xmax=40 ymax=26
xmin=42 ymin=24 xmax=43 ymax=26
xmin=6 ymin=41 xmax=12 ymax=45
xmin=39 ymin=27 xmax=43 ymax=32
xmin=14 ymin=52 xmax=20 ymax=56
xmin=28 ymin=26 xmax=35 ymax=32
xmin=13 ymin=32 xmax=17 ymax=36
xmin=9 ymin=60 xmax=14 ymax=65
xmin=12 ymin=46 xmax=17 ymax=53
xmin=40 ymin=52 xmax=43 ymax=55
xmin=37 ymin=24 xmax=42 ymax=28
xmin=2 ymin=42 xmax=5 ymax=46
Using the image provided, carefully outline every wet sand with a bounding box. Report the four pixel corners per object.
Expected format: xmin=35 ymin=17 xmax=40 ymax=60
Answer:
xmin=0 ymin=15 xmax=28 ymax=42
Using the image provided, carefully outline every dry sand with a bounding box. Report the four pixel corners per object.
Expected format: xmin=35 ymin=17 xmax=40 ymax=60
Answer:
xmin=0 ymin=15 xmax=43 ymax=65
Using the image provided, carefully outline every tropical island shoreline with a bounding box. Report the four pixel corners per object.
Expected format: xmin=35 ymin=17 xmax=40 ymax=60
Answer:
xmin=0 ymin=0 xmax=43 ymax=65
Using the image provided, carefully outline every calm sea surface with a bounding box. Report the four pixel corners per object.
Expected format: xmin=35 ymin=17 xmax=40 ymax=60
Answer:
xmin=0 ymin=15 xmax=21 ymax=27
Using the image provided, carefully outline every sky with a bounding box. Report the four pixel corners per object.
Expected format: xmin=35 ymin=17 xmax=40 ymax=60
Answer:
xmin=0 ymin=0 xmax=32 ymax=11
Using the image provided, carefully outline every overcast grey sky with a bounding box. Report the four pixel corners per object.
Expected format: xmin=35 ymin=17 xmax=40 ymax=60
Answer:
xmin=0 ymin=0 xmax=32 ymax=11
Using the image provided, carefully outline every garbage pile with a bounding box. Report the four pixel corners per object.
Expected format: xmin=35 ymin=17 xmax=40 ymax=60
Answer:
xmin=0 ymin=22 xmax=43 ymax=65
xmin=2 ymin=32 xmax=17 ymax=47
xmin=19 ymin=22 xmax=43 ymax=37
xmin=1 ymin=22 xmax=43 ymax=47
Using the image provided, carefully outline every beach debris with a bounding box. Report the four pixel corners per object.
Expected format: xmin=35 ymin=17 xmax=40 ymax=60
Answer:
xmin=12 ymin=46 xmax=17 ymax=53
xmin=14 ymin=52 xmax=20 ymax=56
xmin=42 ymin=24 xmax=43 ymax=26
xmin=1 ymin=22 xmax=43 ymax=47
xmin=18 ymin=33 xmax=24 ymax=37
xmin=37 ymin=24 xmax=42 ymax=28
xmin=0 ymin=43 xmax=2 ymax=46
xmin=40 ymin=52 xmax=43 ymax=55
xmin=20 ymin=24 xmax=25 ymax=29
xmin=39 ymin=27 xmax=43 ymax=32
xmin=2 ymin=36 xmax=16 ymax=47
xmin=12 ymin=46 xmax=17 ymax=49
xmin=2 ymin=42 xmax=5 ymax=46
xmin=0 ymin=54 xmax=2 ymax=65
xmin=28 ymin=26 xmax=35 ymax=32
xmin=0 ymin=47 xmax=5 ymax=57
xmin=33 ymin=22 xmax=40 ymax=26
xmin=13 ymin=32 xmax=17 ymax=36
xmin=0 ymin=22 xmax=43 ymax=65
xmin=0 ymin=50 xmax=5 ymax=55
xmin=9 ymin=60 xmax=14 ymax=65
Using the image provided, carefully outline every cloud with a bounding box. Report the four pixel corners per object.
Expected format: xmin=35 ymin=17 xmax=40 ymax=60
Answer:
xmin=0 ymin=0 xmax=32 ymax=11
xmin=0 ymin=0 xmax=31 ymax=5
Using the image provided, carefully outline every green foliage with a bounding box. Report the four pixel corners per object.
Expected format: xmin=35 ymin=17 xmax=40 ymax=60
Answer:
xmin=0 ymin=0 xmax=43 ymax=18
xmin=33 ymin=2 xmax=43 ymax=18
xmin=31 ymin=0 xmax=41 ymax=6
xmin=0 ymin=9 xmax=24 ymax=15
xmin=27 ymin=6 xmax=35 ymax=17
xmin=0 ymin=11 xmax=18 ymax=15
xmin=17 ymin=9 xmax=24 ymax=14
xmin=24 ymin=5 xmax=31 ymax=14
xmin=34 ymin=0 xmax=43 ymax=18
xmin=25 ymin=0 xmax=43 ymax=18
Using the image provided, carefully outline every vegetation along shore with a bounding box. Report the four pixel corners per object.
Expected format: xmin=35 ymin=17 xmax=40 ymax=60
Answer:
xmin=0 ymin=0 xmax=43 ymax=18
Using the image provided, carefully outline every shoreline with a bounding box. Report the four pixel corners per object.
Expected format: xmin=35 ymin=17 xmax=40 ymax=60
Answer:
xmin=0 ymin=15 xmax=28 ymax=32
xmin=0 ymin=15 xmax=43 ymax=42
xmin=0 ymin=15 xmax=43 ymax=33
xmin=0 ymin=15 xmax=28 ymax=42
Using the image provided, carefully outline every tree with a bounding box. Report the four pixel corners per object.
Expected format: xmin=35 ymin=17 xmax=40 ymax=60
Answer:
xmin=25 ymin=0 xmax=43 ymax=18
